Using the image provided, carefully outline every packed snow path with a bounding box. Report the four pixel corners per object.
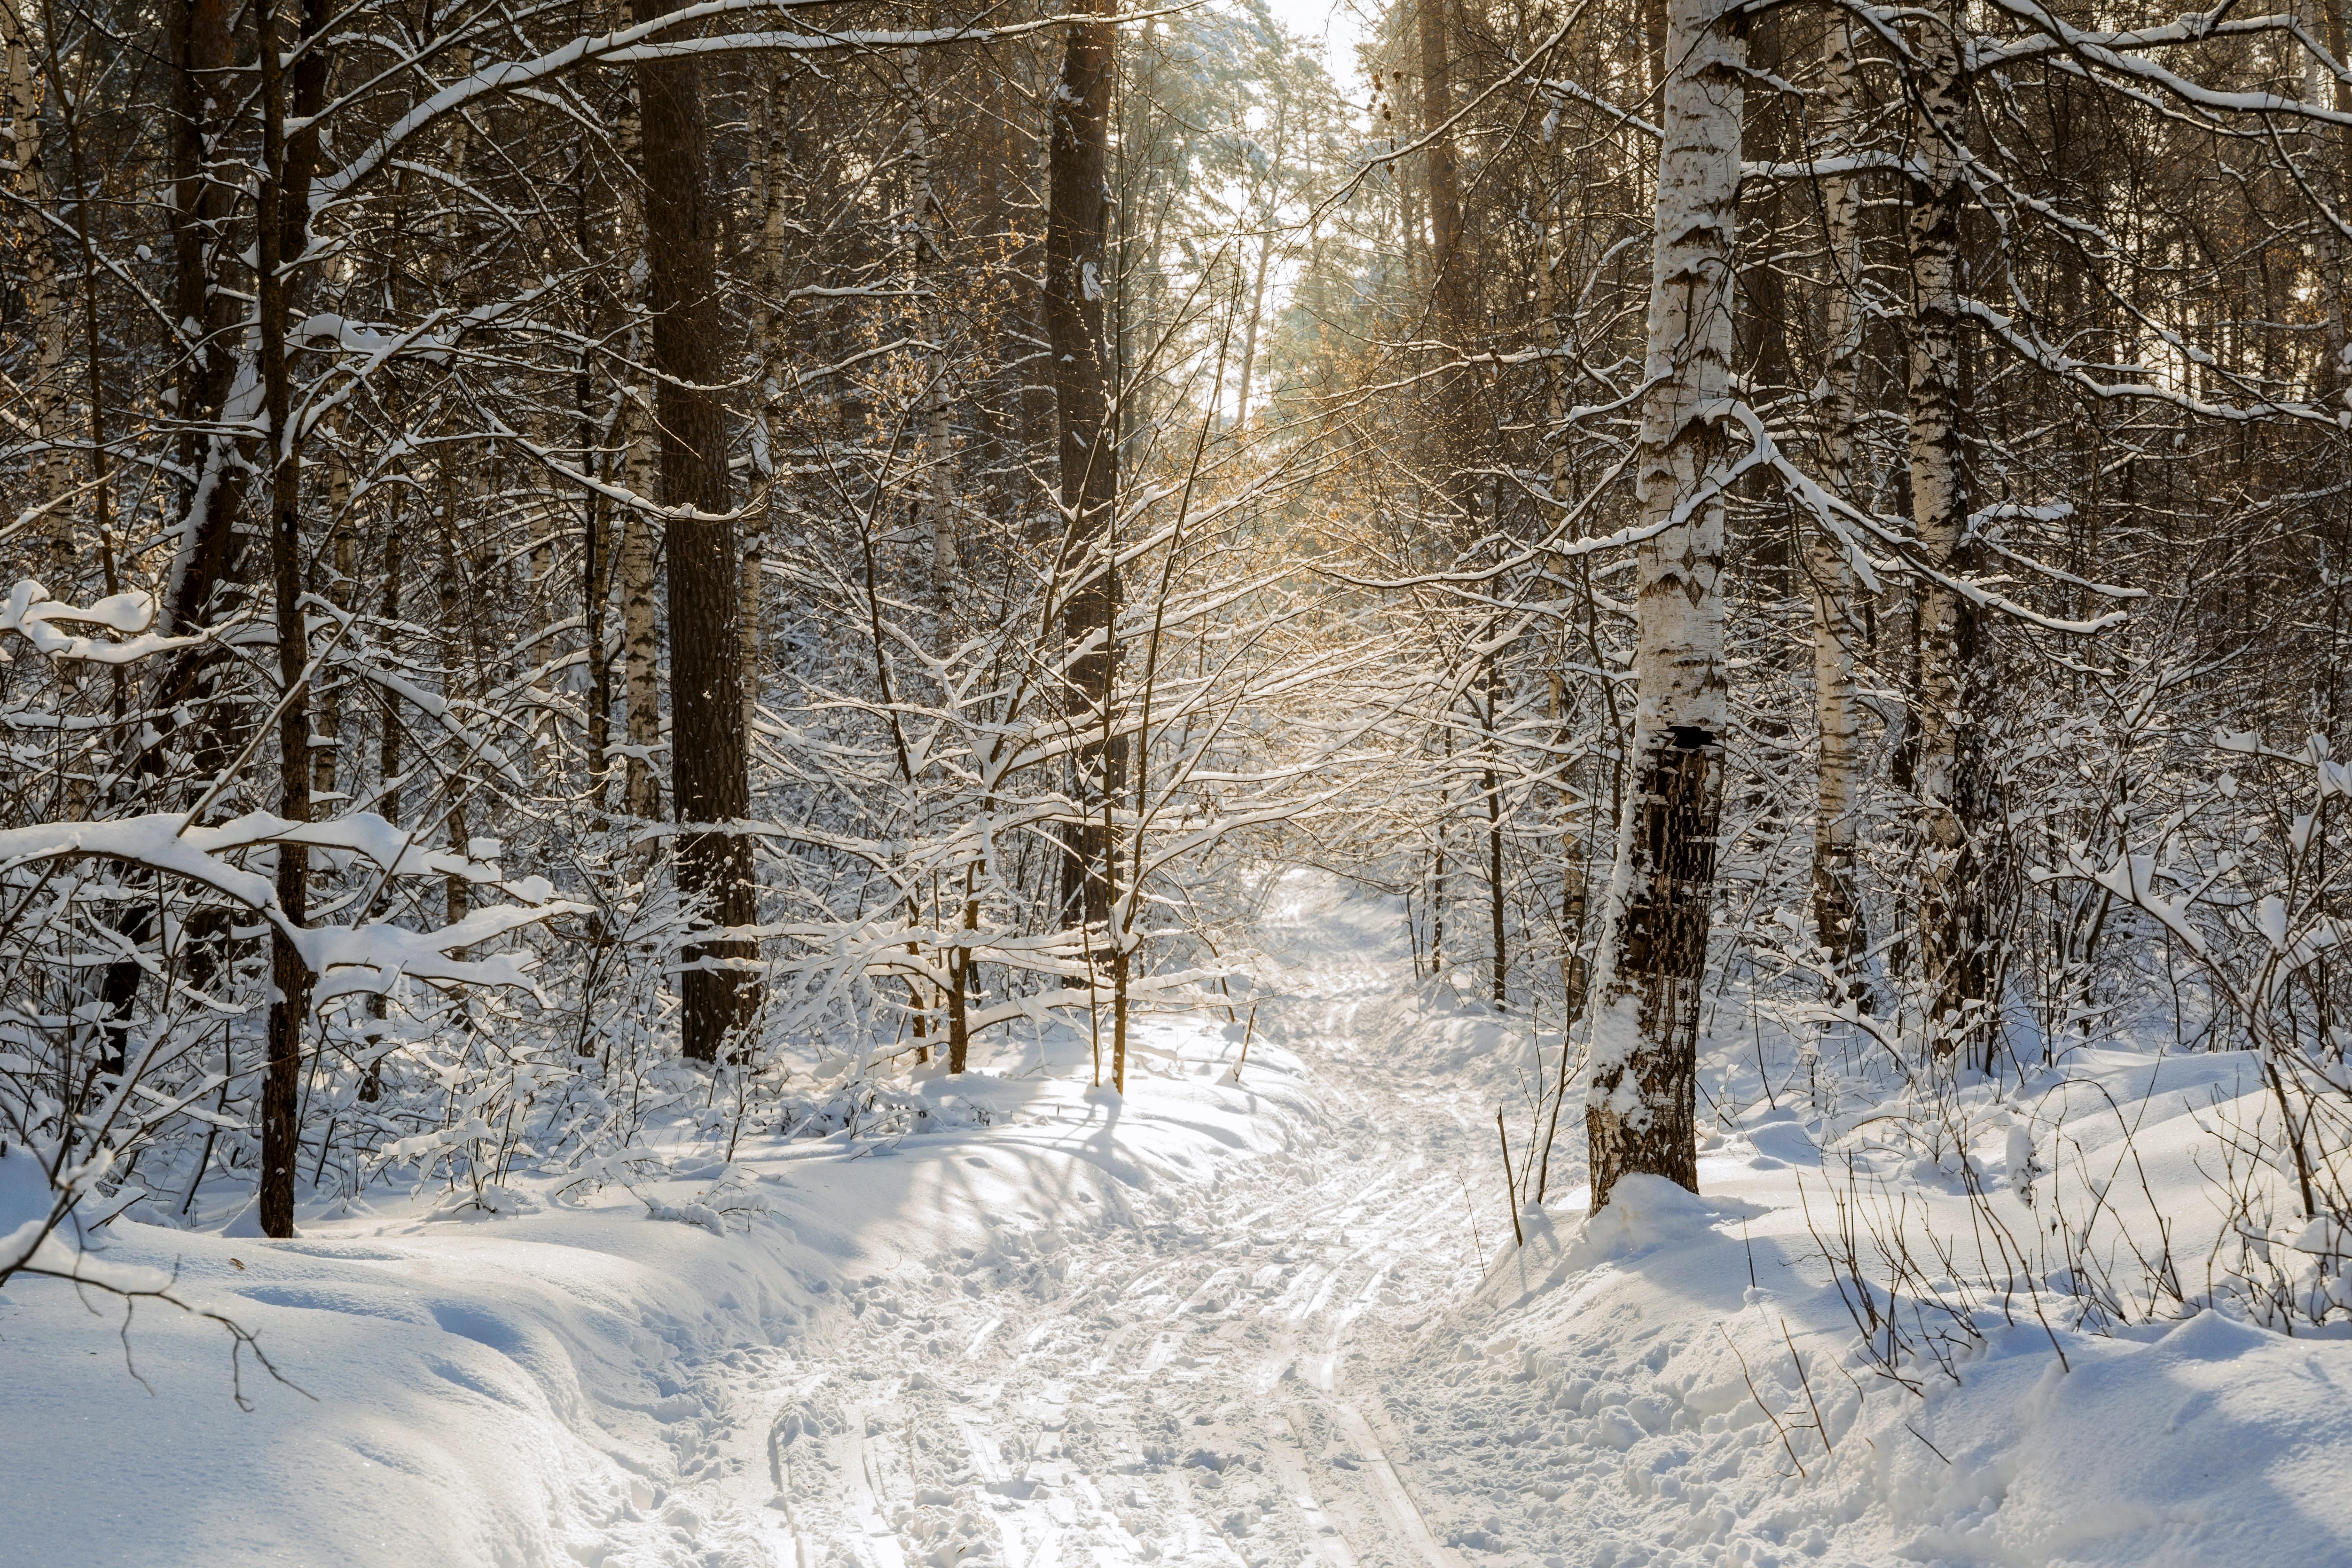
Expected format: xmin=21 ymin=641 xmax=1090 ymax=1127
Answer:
xmin=634 ymin=880 xmax=1514 ymax=1568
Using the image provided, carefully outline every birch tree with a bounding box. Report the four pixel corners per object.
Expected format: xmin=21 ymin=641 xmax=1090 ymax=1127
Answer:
xmin=1904 ymin=0 xmax=1990 ymax=1060
xmin=1807 ymin=2 xmax=1870 ymax=1008
xmin=1581 ymin=0 xmax=1742 ymax=1208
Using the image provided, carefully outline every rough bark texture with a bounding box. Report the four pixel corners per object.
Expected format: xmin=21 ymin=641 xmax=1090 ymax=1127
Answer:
xmin=157 ymin=0 xmax=249 ymax=660
xmin=2313 ymin=0 xmax=2352 ymax=401
xmin=615 ymin=61 xmax=662 ymax=821
xmin=1582 ymin=0 xmax=1741 ymax=1210
xmin=255 ymin=0 xmax=332 ymax=1240
xmin=902 ymin=48 xmax=959 ymax=594
xmin=1417 ymin=0 xmax=1475 ymax=529
xmin=1 ymin=0 xmax=70 ymax=563
xmin=619 ymin=398 xmax=663 ymax=819
xmin=314 ymin=417 xmax=355 ymax=801
xmin=1045 ymin=0 xmax=1120 ymax=927
xmin=1536 ymin=177 xmax=1595 ymax=1023
xmin=633 ymin=0 xmax=759 ymax=1058
xmin=1809 ymin=7 xmax=1871 ymax=1006
xmin=1906 ymin=0 xmax=1991 ymax=1057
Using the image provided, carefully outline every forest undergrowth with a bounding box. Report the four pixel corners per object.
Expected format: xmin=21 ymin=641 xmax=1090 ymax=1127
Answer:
xmin=10 ymin=0 xmax=2352 ymax=1555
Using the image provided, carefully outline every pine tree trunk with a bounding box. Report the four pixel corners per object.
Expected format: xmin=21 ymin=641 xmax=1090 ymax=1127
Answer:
xmin=1809 ymin=6 xmax=1870 ymax=1008
xmin=1045 ymin=0 xmax=1120 ymax=927
xmin=632 ymin=0 xmax=759 ymax=1059
xmin=1582 ymin=0 xmax=1742 ymax=1210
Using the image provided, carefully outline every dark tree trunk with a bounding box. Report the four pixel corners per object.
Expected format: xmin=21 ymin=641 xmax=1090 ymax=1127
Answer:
xmin=632 ymin=0 xmax=760 ymax=1059
xmin=151 ymin=0 xmax=252 ymax=786
xmin=1044 ymin=0 xmax=1120 ymax=927
xmin=254 ymin=0 xmax=332 ymax=1240
xmin=1417 ymin=0 xmax=1474 ymax=526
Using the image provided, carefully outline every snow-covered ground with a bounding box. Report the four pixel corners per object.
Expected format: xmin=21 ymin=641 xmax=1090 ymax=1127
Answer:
xmin=9 ymin=873 xmax=2352 ymax=1568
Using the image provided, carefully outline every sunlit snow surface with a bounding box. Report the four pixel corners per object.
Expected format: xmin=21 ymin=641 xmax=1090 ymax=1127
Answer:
xmin=7 ymin=872 xmax=2350 ymax=1567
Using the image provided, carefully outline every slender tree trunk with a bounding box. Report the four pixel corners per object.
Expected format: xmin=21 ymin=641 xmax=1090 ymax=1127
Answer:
xmin=1484 ymin=698 xmax=1506 ymax=1008
xmin=579 ymin=141 xmax=615 ymax=814
xmin=2313 ymin=0 xmax=2351 ymax=400
xmin=619 ymin=402 xmax=663 ymax=819
xmin=379 ymin=522 xmax=403 ymax=818
xmin=1809 ymin=6 xmax=1871 ymax=1008
xmin=313 ymin=416 xmax=354 ymax=801
xmin=1045 ymin=0 xmax=1120 ymax=926
xmin=1 ymin=0 xmax=71 ymax=565
xmin=1233 ymin=95 xmax=1284 ymax=435
xmin=902 ymin=47 xmax=960 ymax=594
xmin=255 ymin=0 xmax=331 ymax=1241
xmin=632 ymin=0 xmax=759 ymax=1059
xmin=436 ymin=480 xmax=474 ymax=930
xmin=1417 ymin=0 xmax=1473 ymax=527
xmin=1582 ymin=0 xmax=1742 ymax=1209
xmin=1536 ymin=174 xmax=1592 ymax=1022
xmin=154 ymin=0 xmax=252 ymax=770
xmin=615 ymin=47 xmax=663 ymax=822
xmin=1906 ymin=0 xmax=1988 ymax=1058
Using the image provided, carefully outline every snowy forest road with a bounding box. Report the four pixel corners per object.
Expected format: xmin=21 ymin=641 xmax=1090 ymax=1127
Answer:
xmin=650 ymin=880 xmax=1524 ymax=1568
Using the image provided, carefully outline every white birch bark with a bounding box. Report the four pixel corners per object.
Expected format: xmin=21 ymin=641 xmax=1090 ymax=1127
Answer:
xmin=614 ymin=44 xmax=662 ymax=821
xmin=1905 ymin=0 xmax=1984 ymax=1053
xmin=1581 ymin=0 xmax=1742 ymax=1207
xmin=619 ymin=392 xmax=663 ymax=819
xmin=1809 ymin=7 xmax=1870 ymax=1004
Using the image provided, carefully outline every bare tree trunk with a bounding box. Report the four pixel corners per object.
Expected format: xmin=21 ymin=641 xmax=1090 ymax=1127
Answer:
xmin=1536 ymin=174 xmax=1593 ymax=1022
xmin=578 ymin=134 xmax=615 ymax=815
xmin=437 ymin=477 xmax=474 ymax=931
xmin=902 ymin=47 xmax=960 ymax=594
xmin=2312 ymin=0 xmax=2351 ymax=400
xmin=619 ymin=402 xmax=663 ymax=819
xmin=1233 ymin=95 xmax=1285 ymax=434
xmin=156 ymin=0 xmax=249 ymax=679
xmin=1809 ymin=6 xmax=1870 ymax=1008
xmin=255 ymin=0 xmax=330 ymax=1240
xmin=1484 ymin=690 xmax=1506 ymax=1009
xmin=1044 ymin=0 xmax=1119 ymax=926
xmin=1 ymin=0 xmax=71 ymax=566
xmin=1906 ymin=0 xmax=1989 ymax=1058
xmin=379 ymin=518 xmax=403 ymax=818
xmin=1417 ymin=0 xmax=1473 ymax=526
xmin=313 ymin=416 xmax=355 ymax=802
xmin=633 ymin=0 xmax=760 ymax=1060
xmin=1582 ymin=0 xmax=1742 ymax=1209
xmin=615 ymin=48 xmax=663 ymax=822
